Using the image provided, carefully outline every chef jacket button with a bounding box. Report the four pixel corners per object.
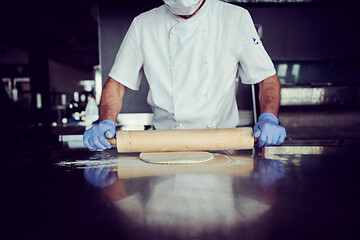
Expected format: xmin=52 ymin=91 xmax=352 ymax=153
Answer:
xmin=177 ymin=123 xmax=182 ymax=127
xmin=202 ymin=28 xmax=206 ymax=32
xmin=204 ymin=60 xmax=208 ymax=64
xmin=207 ymin=124 xmax=212 ymax=128
xmin=173 ymin=62 xmax=177 ymax=67
xmin=174 ymin=94 xmax=178 ymax=98
xmin=205 ymin=92 xmax=209 ymax=97
xmin=172 ymin=30 xmax=176 ymax=35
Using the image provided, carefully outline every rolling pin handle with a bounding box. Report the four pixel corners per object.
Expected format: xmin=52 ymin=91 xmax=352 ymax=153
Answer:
xmin=105 ymin=131 xmax=116 ymax=146
xmin=107 ymin=137 xmax=117 ymax=146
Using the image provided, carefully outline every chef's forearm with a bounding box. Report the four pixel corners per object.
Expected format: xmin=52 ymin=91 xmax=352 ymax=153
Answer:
xmin=258 ymin=74 xmax=281 ymax=117
xmin=99 ymin=77 xmax=126 ymax=123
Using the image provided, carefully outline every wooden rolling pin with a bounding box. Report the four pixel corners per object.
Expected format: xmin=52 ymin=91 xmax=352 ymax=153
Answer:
xmin=107 ymin=128 xmax=254 ymax=153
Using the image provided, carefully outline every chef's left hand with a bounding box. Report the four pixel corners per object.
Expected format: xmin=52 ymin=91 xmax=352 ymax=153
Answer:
xmin=253 ymin=113 xmax=286 ymax=147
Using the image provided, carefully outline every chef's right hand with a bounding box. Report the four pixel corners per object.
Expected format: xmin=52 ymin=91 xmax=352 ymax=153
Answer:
xmin=83 ymin=120 xmax=115 ymax=150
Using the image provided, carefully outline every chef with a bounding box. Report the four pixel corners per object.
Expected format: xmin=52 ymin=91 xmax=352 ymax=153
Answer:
xmin=83 ymin=0 xmax=286 ymax=150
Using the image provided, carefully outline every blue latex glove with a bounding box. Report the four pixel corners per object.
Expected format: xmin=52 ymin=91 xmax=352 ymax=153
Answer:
xmin=84 ymin=166 xmax=118 ymax=188
xmin=83 ymin=120 xmax=116 ymax=150
xmin=253 ymin=113 xmax=286 ymax=147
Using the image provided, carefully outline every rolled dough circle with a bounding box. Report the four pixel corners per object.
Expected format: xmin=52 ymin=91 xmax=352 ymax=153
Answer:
xmin=139 ymin=152 xmax=214 ymax=165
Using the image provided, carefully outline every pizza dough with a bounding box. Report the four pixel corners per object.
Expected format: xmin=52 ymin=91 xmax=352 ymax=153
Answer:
xmin=139 ymin=152 xmax=214 ymax=165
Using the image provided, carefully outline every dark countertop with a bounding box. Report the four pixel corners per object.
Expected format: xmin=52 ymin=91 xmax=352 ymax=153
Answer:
xmin=3 ymin=146 xmax=360 ymax=240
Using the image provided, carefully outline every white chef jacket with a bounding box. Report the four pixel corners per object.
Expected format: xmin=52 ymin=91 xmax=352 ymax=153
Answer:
xmin=109 ymin=0 xmax=276 ymax=130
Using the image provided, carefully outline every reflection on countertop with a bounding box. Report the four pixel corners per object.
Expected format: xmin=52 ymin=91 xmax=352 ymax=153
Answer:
xmin=78 ymin=151 xmax=284 ymax=239
xmin=4 ymin=146 xmax=360 ymax=240
xmin=51 ymin=147 xmax=358 ymax=239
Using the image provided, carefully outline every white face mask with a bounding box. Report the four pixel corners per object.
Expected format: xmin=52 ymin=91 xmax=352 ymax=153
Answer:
xmin=163 ymin=0 xmax=203 ymax=16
